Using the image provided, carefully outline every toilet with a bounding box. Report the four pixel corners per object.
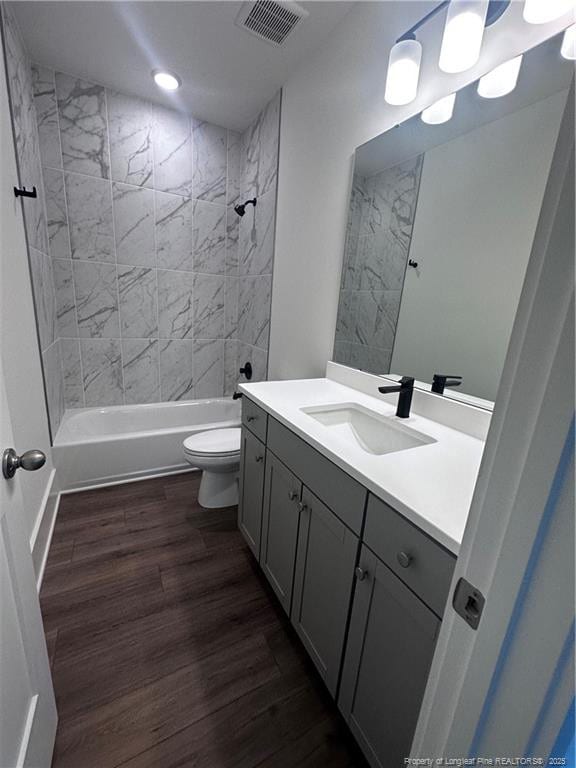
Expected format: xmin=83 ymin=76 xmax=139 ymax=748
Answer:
xmin=183 ymin=428 xmax=242 ymax=509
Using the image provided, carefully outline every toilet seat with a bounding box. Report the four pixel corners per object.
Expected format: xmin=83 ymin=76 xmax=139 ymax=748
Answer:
xmin=183 ymin=428 xmax=241 ymax=457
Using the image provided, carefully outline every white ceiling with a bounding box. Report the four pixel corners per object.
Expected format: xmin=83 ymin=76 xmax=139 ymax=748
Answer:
xmin=10 ymin=0 xmax=355 ymax=130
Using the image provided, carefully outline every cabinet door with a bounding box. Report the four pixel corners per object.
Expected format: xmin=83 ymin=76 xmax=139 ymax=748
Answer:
xmin=238 ymin=428 xmax=266 ymax=559
xmin=339 ymin=546 xmax=440 ymax=768
xmin=261 ymin=451 xmax=302 ymax=614
xmin=291 ymin=487 xmax=358 ymax=696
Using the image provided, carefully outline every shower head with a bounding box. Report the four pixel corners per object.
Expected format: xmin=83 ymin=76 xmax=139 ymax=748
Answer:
xmin=234 ymin=198 xmax=257 ymax=217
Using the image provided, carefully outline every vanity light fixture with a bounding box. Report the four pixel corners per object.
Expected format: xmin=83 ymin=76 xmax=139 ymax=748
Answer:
xmin=561 ymin=23 xmax=576 ymax=59
xmin=421 ymin=92 xmax=456 ymax=124
xmin=439 ymin=0 xmax=489 ymax=73
xmin=384 ymin=37 xmax=423 ymax=105
xmin=523 ymin=0 xmax=574 ymax=25
xmin=152 ymin=70 xmax=181 ymax=91
xmin=477 ymin=54 xmax=523 ymax=98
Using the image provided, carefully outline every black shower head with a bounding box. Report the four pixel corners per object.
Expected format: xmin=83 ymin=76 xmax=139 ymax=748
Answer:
xmin=234 ymin=198 xmax=257 ymax=217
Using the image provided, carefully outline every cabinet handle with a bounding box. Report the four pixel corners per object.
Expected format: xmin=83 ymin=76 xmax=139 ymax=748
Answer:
xmin=355 ymin=566 xmax=368 ymax=581
xmin=297 ymin=501 xmax=308 ymax=513
xmin=397 ymin=551 xmax=413 ymax=568
xmin=247 ymin=416 xmax=256 ymax=422
xmin=288 ymin=491 xmax=299 ymax=501
xmin=255 ymin=455 xmax=264 ymax=463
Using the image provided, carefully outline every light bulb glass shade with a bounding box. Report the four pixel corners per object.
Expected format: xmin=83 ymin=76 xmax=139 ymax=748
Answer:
xmin=384 ymin=39 xmax=422 ymax=105
xmin=477 ymin=55 xmax=523 ymax=98
xmin=561 ymin=23 xmax=576 ymax=59
xmin=523 ymin=0 xmax=574 ymax=24
xmin=439 ymin=0 xmax=489 ymax=73
xmin=153 ymin=70 xmax=181 ymax=91
xmin=421 ymin=92 xmax=456 ymax=124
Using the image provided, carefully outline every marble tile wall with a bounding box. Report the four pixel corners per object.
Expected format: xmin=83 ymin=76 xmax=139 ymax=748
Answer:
xmin=334 ymin=155 xmax=423 ymax=375
xmin=2 ymin=4 xmax=64 ymax=436
xmin=29 ymin=60 xmax=281 ymax=408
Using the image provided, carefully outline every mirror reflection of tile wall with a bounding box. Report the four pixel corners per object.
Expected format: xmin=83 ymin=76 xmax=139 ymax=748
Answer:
xmin=334 ymin=155 xmax=423 ymax=374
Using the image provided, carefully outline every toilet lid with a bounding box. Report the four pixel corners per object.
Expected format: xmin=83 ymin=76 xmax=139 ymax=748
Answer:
xmin=183 ymin=428 xmax=241 ymax=456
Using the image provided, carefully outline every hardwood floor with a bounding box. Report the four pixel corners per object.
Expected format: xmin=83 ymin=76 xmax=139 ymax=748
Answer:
xmin=41 ymin=472 xmax=367 ymax=768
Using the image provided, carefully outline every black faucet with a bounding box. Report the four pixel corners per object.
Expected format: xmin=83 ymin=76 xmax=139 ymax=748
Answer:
xmin=232 ymin=391 xmax=243 ymax=400
xmin=378 ymin=376 xmax=415 ymax=419
xmin=431 ymin=374 xmax=462 ymax=395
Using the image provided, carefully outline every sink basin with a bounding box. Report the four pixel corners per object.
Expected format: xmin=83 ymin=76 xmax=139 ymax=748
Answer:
xmin=300 ymin=402 xmax=436 ymax=456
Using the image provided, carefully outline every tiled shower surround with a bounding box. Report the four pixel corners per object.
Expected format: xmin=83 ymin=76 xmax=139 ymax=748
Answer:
xmin=2 ymin=4 xmax=279 ymax=435
xmin=334 ymin=155 xmax=423 ymax=375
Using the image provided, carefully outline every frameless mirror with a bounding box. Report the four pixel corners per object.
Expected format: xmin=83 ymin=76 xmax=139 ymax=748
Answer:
xmin=333 ymin=33 xmax=573 ymax=407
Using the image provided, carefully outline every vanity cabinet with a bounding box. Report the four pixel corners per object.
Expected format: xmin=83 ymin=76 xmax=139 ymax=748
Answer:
xmin=237 ymin=395 xmax=456 ymax=768
xmin=260 ymin=451 xmax=302 ymax=613
xmin=338 ymin=546 xmax=440 ymax=768
xmin=238 ymin=428 xmax=266 ymax=558
xmin=291 ymin=486 xmax=359 ymax=695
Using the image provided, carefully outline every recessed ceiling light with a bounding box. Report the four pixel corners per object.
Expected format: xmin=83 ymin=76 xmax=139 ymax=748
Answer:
xmin=152 ymin=70 xmax=181 ymax=91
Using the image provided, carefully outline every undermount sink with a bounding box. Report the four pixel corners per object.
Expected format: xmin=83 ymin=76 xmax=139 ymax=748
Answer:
xmin=300 ymin=402 xmax=436 ymax=456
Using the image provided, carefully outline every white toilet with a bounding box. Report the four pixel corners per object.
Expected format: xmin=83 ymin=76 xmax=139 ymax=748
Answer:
xmin=183 ymin=427 xmax=242 ymax=509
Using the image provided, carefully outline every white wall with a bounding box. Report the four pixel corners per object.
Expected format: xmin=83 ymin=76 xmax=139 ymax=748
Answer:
xmin=269 ymin=0 xmax=573 ymax=381
xmin=391 ymin=90 xmax=567 ymax=402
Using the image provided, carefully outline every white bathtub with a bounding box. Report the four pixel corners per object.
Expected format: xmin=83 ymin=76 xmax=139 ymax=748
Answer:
xmin=53 ymin=399 xmax=241 ymax=491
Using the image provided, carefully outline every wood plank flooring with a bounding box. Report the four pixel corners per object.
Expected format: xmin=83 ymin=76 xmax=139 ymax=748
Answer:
xmin=41 ymin=472 xmax=367 ymax=768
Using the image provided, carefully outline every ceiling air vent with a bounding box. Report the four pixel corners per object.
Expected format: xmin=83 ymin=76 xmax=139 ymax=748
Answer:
xmin=236 ymin=1 xmax=309 ymax=46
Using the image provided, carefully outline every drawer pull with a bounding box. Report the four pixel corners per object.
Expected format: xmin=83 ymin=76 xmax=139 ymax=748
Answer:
xmin=247 ymin=415 xmax=257 ymax=422
xmin=255 ymin=455 xmax=264 ymax=463
xmin=397 ymin=551 xmax=413 ymax=568
xmin=355 ymin=566 xmax=368 ymax=581
xmin=288 ymin=491 xmax=299 ymax=501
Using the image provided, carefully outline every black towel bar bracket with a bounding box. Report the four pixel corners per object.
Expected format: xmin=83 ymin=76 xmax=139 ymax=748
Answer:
xmin=14 ymin=186 xmax=37 ymax=199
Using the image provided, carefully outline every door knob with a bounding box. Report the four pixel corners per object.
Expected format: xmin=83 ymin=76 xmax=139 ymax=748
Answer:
xmin=3 ymin=448 xmax=46 ymax=479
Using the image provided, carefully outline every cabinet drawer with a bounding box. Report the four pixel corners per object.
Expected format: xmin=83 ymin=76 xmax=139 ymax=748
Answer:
xmin=364 ymin=494 xmax=456 ymax=617
xmin=267 ymin=418 xmax=367 ymax=535
xmin=242 ymin=397 xmax=268 ymax=443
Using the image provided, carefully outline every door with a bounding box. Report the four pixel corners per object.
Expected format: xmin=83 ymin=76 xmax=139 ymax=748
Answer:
xmin=260 ymin=451 xmax=301 ymax=613
xmin=0 ymin=354 xmax=57 ymax=767
xmin=339 ymin=546 xmax=440 ymax=768
xmin=238 ymin=428 xmax=266 ymax=558
xmin=412 ymin=86 xmax=575 ymax=761
xmin=291 ymin=486 xmax=358 ymax=695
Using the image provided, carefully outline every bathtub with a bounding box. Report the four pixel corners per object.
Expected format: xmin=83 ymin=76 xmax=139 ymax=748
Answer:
xmin=53 ymin=399 xmax=241 ymax=491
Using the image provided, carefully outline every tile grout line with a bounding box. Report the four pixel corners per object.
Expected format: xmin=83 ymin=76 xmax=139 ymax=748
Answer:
xmin=104 ymin=86 xmax=126 ymax=407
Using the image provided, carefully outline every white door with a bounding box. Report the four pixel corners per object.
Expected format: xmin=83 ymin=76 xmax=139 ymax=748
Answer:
xmin=0 ymin=11 xmax=58 ymax=767
xmin=412 ymin=86 xmax=575 ymax=761
xmin=0 ymin=353 xmax=57 ymax=767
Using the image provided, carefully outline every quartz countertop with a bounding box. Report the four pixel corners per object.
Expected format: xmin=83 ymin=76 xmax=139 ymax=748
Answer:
xmin=239 ymin=377 xmax=486 ymax=554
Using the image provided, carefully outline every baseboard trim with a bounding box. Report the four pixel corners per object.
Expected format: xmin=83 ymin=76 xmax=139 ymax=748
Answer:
xmin=30 ymin=468 xmax=60 ymax=590
xmin=60 ymin=465 xmax=198 ymax=495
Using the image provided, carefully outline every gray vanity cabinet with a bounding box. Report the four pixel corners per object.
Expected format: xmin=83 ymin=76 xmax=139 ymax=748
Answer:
xmin=260 ymin=451 xmax=302 ymax=614
xmin=238 ymin=428 xmax=266 ymax=558
xmin=291 ymin=487 xmax=359 ymax=695
xmin=339 ymin=545 xmax=440 ymax=768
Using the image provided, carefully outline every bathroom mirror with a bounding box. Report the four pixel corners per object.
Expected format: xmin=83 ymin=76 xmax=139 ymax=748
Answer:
xmin=333 ymin=33 xmax=573 ymax=406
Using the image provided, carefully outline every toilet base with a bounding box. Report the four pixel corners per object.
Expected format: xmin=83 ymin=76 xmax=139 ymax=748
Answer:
xmin=198 ymin=468 xmax=239 ymax=508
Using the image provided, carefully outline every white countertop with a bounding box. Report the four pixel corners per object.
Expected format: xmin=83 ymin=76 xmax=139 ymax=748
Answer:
xmin=239 ymin=377 xmax=486 ymax=554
